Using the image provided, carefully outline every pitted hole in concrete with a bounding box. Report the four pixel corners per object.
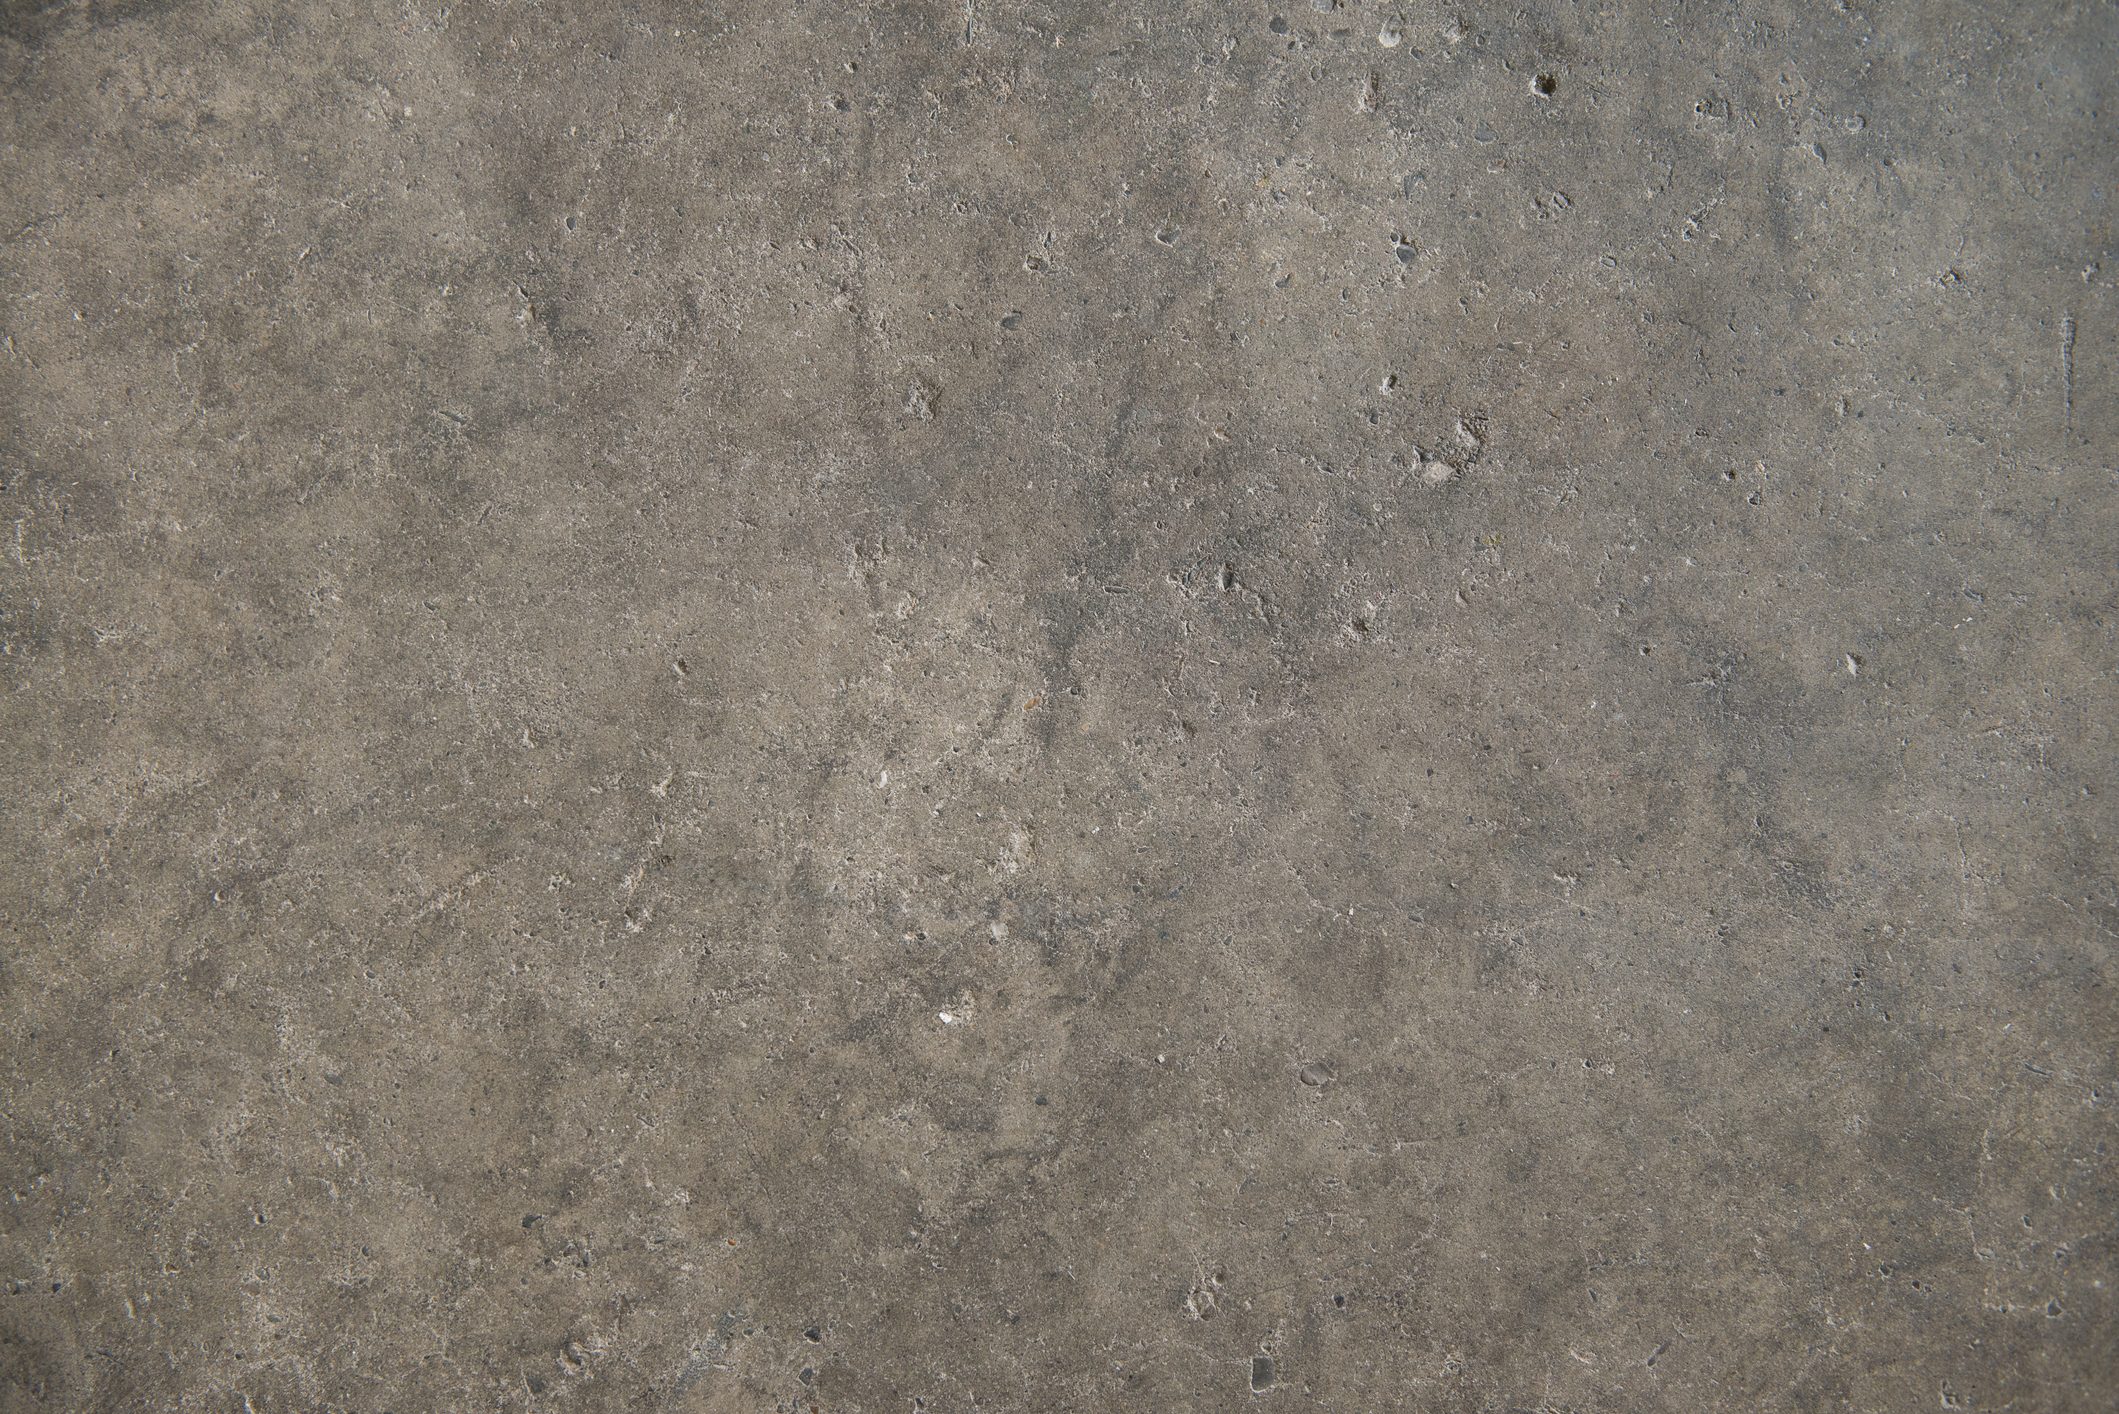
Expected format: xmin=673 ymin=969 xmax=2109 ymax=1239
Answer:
xmin=1185 ymin=1267 xmax=1230 ymax=1319
xmin=1533 ymin=73 xmax=1557 ymax=97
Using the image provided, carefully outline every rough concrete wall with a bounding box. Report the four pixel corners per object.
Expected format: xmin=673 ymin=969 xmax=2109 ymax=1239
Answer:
xmin=2 ymin=1 xmax=2114 ymax=1410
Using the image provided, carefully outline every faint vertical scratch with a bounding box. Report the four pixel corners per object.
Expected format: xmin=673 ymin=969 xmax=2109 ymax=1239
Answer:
xmin=2062 ymin=313 xmax=2076 ymax=435
xmin=1955 ymin=822 xmax=1973 ymax=923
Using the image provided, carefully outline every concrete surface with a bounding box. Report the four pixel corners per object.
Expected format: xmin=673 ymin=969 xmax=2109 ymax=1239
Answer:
xmin=3 ymin=1 xmax=2116 ymax=1410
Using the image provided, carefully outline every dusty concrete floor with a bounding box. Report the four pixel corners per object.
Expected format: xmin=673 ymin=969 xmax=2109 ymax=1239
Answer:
xmin=3 ymin=1 xmax=2115 ymax=1410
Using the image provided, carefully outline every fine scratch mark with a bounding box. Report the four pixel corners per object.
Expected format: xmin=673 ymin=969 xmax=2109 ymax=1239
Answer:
xmin=2062 ymin=313 xmax=2076 ymax=435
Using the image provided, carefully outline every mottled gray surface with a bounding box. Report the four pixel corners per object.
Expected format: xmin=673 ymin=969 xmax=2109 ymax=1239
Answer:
xmin=3 ymin=1 xmax=2116 ymax=1410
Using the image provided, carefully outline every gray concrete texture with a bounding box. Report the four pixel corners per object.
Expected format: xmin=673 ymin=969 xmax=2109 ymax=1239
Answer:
xmin=2 ymin=0 xmax=2115 ymax=1410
